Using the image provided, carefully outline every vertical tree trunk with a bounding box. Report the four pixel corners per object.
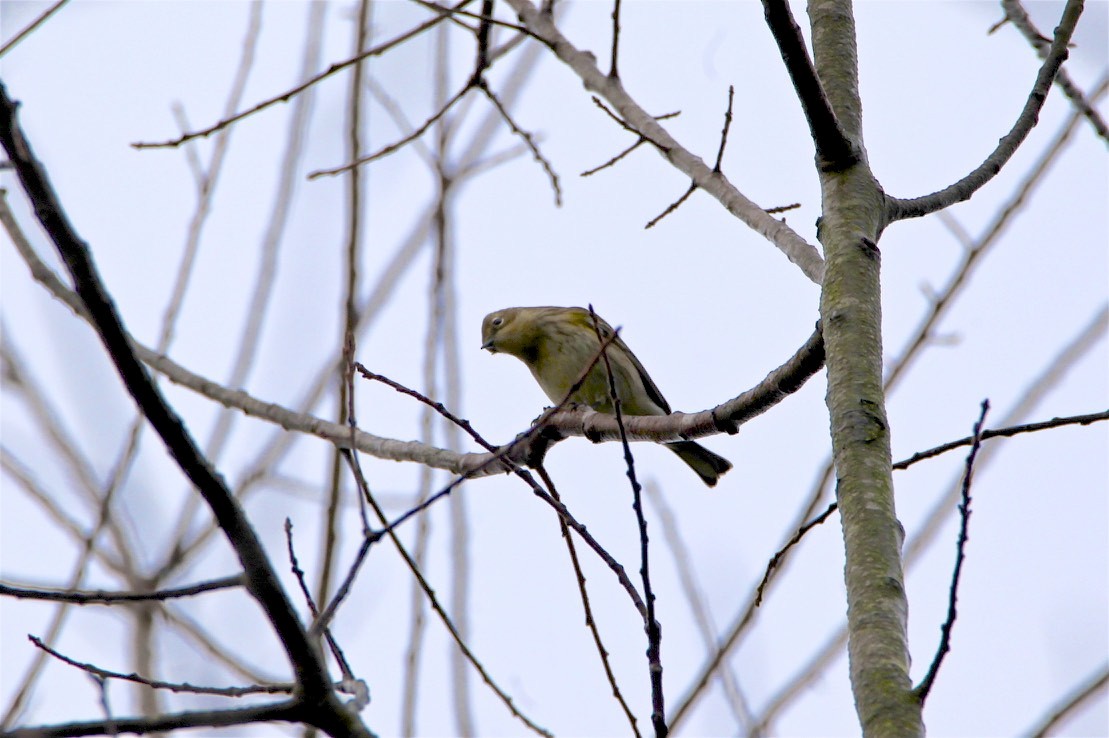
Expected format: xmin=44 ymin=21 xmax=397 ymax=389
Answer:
xmin=808 ymin=0 xmax=924 ymax=735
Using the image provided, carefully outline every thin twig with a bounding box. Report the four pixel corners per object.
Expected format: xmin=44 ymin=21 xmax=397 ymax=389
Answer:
xmin=537 ymin=466 xmax=642 ymax=738
xmin=645 ymin=182 xmax=697 ymax=229
xmin=0 ymin=0 xmax=71 ymax=57
xmin=0 ymin=576 xmax=244 ymax=604
xmin=914 ymin=400 xmax=990 ymax=702
xmin=309 ymin=82 xmax=473 ymax=178
xmin=753 ymin=407 xmax=1109 ymax=610
xmin=132 ymin=0 xmax=477 ymax=149
xmin=646 ymin=481 xmax=754 ymax=729
xmin=712 ymin=85 xmax=735 ymax=173
xmin=893 ymin=409 xmax=1108 ymax=471
xmin=754 ymin=502 xmax=838 ymax=607
xmin=580 ymin=108 xmax=679 ymax=177
xmin=646 ymin=84 xmax=737 ymax=229
xmin=477 ymin=78 xmax=563 ymax=205
xmin=283 ymin=520 xmax=356 ymax=682
xmin=609 ymin=0 xmax=622 ymax=78
xmin=587 ymin=305 xmax=667 ymax=738
xmin=28 ymin=637 xmax=295 ymax=697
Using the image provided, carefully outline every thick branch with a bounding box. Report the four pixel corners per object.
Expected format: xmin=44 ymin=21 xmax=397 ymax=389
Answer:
xmin=4 ymin=212 xmax=823 ymax=475
xmin=761 ymin=0 xmax=856 ymax=170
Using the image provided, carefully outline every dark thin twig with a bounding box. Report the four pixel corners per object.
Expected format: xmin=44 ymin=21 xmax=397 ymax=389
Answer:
xmin=536 ymin=466 xmax=642 ymax=738
xmin=712 ymin=85 xmax=735 ymax=172
xmin=893 ymin=409 xmax=1108 ymax=470
xmin=325 ymin=449 xmax=552 ymax=738
xmin=754 ymin=407 xmax=1109 ymax=605
xmin=282 ymin=520 xmax=356 ymax=682
xmin=355 ymin=343 xmax=651 ymax=618
xmin=409 ymin=0 xmax=532 ymax=36
xmin=132 ymin=0 xmax=476 ymax=149
xmin=475 ymin=0 xmax=495 ymax=71
xmin=477 ymin=78 xmax=562 ymax=205
xmin=581 ymin=109 xmax=679 ymax=177
xmin=309 ymin=83 xmax=472 ymax=178
xmin=331 ymin=347 xmax=546 ymax=735
xmin=587 ymin=305 xmax=667 ymax=738
xmin=6 ymin=701 xmax=305 ymax=738
xmin=647 ymin=84 xmax=736 ymax=229
xmin=609 ymin=0 xmax=622 ymax=78
xmin=0 ymin=575 xmax=244 ymax=604
xmin=915 ymin=400 xmax=990 ymax=702
xmin=28 ymin=636 xmax=294 ymax=697
xmin=87 ymin=673 xmax=115 ymax=737
xmin=764 ymin=202 xmax=801 ymax=215
xmin=645 ymin=182 xmax=697 ymax=230
xmin=760 ymin=0 xmax=855 ymax=170
xmin=581 ymin=139 xmax=648 ymax=176
xmin=590 ymin=96 xmax=670 ymax=148
xmin=754 ymin=502 xmax=838 ymax=606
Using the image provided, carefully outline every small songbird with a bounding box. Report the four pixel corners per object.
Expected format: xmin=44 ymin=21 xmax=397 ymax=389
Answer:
xmin=481 ymin=306 xmax=732 ymax=487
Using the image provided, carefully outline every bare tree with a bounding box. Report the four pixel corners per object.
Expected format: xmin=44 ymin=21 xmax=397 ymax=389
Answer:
xmin=1 ymin=1 xmax=1106 ymax=737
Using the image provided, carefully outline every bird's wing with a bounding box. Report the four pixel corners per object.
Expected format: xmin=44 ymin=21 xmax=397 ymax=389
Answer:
xmin=614 ymin=333 xmax=672 ymax=415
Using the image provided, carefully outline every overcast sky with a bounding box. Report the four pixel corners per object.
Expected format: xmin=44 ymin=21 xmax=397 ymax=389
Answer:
xmin=2 ymin=1 xmax=1107 ymax=736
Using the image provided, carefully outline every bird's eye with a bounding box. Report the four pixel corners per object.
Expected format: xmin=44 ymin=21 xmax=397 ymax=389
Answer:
xmin=491 ymin=317 xmax=504 ymax=327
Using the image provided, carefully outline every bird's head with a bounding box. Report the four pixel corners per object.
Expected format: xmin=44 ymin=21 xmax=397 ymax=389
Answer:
xmin=481 ymin=308 xmax=517 ymax=354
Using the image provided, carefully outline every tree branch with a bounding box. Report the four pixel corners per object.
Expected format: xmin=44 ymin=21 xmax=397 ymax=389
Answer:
xmin=502 ymin=0 xmax=825 ymax=283
xmin=0 ymin=576 xmax=244 ymax=604
xmin=0 ymin=82 xmax=367 ymax=736
xmin=761 ymin=0 xmax=856 ymax=170
xmin=1000 ymin=0 xmax=1108 ymax=142
xmin=886 ymin=0 xmax=1084 ymax=220
xmin=914 ymin=400 xmax=989 ymax=702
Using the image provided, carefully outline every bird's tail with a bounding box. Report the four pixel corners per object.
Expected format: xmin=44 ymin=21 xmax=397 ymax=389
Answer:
xmin=665 ymin=441 xmax=733 ymax=487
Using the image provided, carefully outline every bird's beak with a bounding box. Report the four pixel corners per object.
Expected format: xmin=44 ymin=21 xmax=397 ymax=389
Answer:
xmin=481 ymin=340 xmax=496 ymax=353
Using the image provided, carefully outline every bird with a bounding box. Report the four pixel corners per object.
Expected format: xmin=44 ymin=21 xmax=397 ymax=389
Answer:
xmin=481 ymin=306 xmax=732 ymax=487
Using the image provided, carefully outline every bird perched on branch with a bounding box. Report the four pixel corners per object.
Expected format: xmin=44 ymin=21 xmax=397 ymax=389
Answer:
xmin=481 ymin=306 xmax=732 ymax=487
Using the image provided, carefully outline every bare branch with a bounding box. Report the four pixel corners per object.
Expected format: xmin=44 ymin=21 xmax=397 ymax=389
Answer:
xmin=502 ymin=0 xmax=825 ymax=282
xmin=587 ymin=305 xmax=666 ymax=738
xmin=132 ymin=0 xmax=476 ymax=149
xmin=0 ymin=576 xmax=244 ymax=604
xmin=0 ymin=0 xmax=71 ymax=57
xmin=6 ymin=701 xmax=305 ymax=738
xmin=538 ymin=466 xmax=642 ymax=738
xmin=914 ymin=400 xmax=990 ymax=702
xmin=477 ymin=78 xmax=563 ymax=205
xmin=28 ymin=636 xmax=294 ymax=697
xmin=887 ymin=0 xmax=1083 ymax=220
xmin=1000 ymin=0 xmax=1109 ymax=142
xmin=0 ymin=82 xmax=349 ymax=719
xmin=893 ymin=409 xmax=1108 ymax=471
xmin=760 ymin=0 xmax=856 ymax=169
